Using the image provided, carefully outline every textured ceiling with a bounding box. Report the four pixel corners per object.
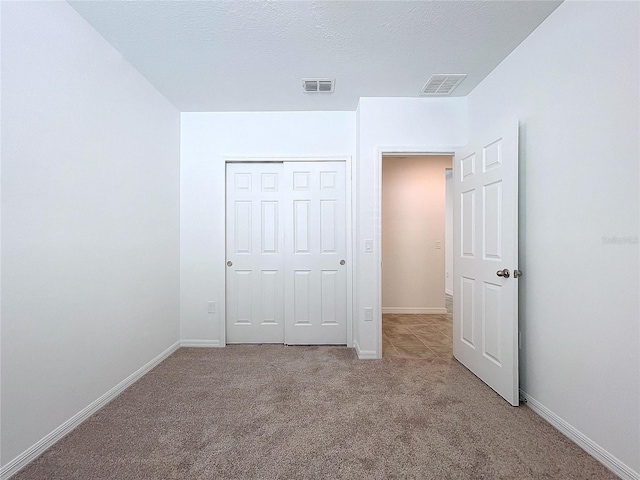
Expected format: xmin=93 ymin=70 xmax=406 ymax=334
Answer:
xmin=68 ymin=1 xmax=562 ymax=112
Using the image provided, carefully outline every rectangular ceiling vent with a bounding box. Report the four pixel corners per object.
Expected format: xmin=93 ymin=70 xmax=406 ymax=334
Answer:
xmin=303 ymin=78 xmax=335 ymax=93
xmin=421 ymin=74 xmax=467 ymax=96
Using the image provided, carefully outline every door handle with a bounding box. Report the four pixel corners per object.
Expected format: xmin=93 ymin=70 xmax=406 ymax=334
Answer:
xmin=340 ymin=259 xmax=346 ymax=265
xmin=496 ymin=268 xmax=510 ymax=278
xmin=227 ymin=261 xmax=233 ymax=267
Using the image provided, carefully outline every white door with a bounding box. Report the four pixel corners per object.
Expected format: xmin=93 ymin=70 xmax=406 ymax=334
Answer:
xmin=453 ymin=120 xmax=520 ymax=406
xmin=284 ymin=162 xmax=347 ymax=345
xmin=226 ymin=161 xmax=347 ymax=345
xmin=226 ymin=162 xmax=285 ymax=343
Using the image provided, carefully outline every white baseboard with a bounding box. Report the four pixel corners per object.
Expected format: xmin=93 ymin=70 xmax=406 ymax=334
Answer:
xmin=445 ymin=289 xmax=453 ymax=296
xmin=520 ymin=390 xmax=639 ymax=480
xmin=382 ymin=307 xmax=447 ymax=314
xmin=0 ymin=341 xmax=181 ymax=480
xmin=180 ymin=339 xmax=221 ymax=348
xmin=353 ymin=339 xmax=379 ymax=359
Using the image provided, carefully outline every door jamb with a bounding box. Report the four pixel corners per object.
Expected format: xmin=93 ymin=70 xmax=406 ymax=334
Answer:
xmin=222 ymin=155 xmax=354 ymax=348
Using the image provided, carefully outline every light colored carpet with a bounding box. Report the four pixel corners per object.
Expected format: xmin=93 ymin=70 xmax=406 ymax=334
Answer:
xmin=15 ymin=346 xmax=616 ymax=479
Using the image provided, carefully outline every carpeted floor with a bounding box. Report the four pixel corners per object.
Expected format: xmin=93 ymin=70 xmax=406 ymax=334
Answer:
xmin=15 ymin=346 xmax=616 ymax=479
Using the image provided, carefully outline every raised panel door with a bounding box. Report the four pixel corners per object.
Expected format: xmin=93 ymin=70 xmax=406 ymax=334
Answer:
xmin=226 ymin=163 xmax=285 ymax=343
xmin=284 ymin=162 xmax=347 ymax=345
xmin=453 ymin=121 xmax=519 ymax=406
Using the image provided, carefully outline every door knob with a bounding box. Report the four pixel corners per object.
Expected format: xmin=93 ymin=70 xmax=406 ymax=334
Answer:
xmin=227 ymin=261 xmax=233 ymax=267
xmin=496 ymin=268 xmax=510 ymax=278
xmin=340 ymin=259 xmax=346 ymax=265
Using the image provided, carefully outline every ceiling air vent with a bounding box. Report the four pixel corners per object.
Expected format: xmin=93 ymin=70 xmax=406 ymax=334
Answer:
xmin=303 ymin=78 xmax=335 ymax=93
xmin=421 ymin=74 xmax=467 ymax=96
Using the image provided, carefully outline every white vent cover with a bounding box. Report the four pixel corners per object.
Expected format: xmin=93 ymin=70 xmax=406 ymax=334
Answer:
xmin=302 ymin=78 xmax=335 ymax=93
xmin=421 ymin=74 xmax=467 ymax=95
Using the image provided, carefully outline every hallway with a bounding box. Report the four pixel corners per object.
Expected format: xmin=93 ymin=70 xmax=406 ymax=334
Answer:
xmin=382 ymin=295 xmax=453 ymax=360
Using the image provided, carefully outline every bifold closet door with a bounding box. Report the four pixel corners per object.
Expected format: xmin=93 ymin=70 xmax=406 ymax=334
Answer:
xmin=226 ymin=163 xmax=285 ymax=343
xmin=283 ymin=162 xmax=347 ymax=345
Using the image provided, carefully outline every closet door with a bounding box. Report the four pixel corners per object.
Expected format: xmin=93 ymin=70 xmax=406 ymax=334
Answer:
xmin=283 ymin=162 xmax=347 ymax=345
xmin=226 ymin=163 xmax=285 ymax=343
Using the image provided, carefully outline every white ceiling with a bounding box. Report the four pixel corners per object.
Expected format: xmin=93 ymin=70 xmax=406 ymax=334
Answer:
xmin=68 ymin=0 xmax=562 ymax=112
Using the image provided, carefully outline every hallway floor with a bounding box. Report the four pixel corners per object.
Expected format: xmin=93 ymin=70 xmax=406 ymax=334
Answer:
xmin=383 ymin=295 xmax=453 ymax=360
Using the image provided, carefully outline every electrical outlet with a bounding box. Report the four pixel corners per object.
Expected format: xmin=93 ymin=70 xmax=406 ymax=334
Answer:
xmin=207 ymin=301 xmax=216 ymax=314
xmin=364 ymin=307 xmax=373 ymax=321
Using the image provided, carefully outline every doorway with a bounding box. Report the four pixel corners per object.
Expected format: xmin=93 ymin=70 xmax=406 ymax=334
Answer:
xmin=380 ymin=154 xmax=454 ymax=359
xmin=225 ymin=160 xmax=349 ymax=345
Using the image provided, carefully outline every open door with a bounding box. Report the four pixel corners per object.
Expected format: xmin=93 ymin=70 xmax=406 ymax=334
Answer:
xmin=453 ymin=119 xmax=520 ymax=406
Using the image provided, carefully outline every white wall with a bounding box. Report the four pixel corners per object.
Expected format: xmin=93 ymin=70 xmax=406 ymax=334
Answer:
xmin=382 ymin=155 xmax=451 ymax=312
xmin=445 ymin=170 xmax=453 ymax=295
xmin=1 ymin=1 xmax=180 ymax=468
xmin=467 ymin=2 xmax=639 ymax=476
xmin=180 ymin=112 xmax=356 ymax=345
xmin=354 ymin=98 xmax=467 ymax=357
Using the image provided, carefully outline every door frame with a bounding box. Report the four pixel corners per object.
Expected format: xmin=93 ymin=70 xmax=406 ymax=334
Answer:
xmin=374 ymin=146 xmax=458 ymax=359
xmin=444 ymin=168 xmax=454 ymax=297
xmin=222 ymin=155 xmax=354 ymax=348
